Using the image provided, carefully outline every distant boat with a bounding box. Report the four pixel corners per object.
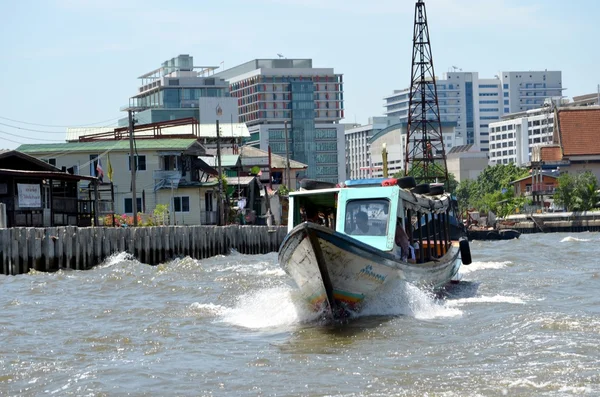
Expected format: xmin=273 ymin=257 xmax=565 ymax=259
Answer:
xmin=467 ymin=228 xmax=521 ymax=241
xmin=278 ymin=177 xmax=472 ymax=320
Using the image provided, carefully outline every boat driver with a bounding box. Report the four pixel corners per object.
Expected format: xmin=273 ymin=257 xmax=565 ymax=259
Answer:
xmin=352 ymin=211 xmax=379 ymax=235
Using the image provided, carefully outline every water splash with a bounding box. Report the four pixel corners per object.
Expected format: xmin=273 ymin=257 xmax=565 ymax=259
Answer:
xmin=359 ymin=280 xmax=463 ymax=320
xmin=460 ymin=261 xmax=511 ymax=274
xmin=93 ymin=252 xmax=135 ymax=270
xmin=219 ymin=287 xmax=322 ymax=329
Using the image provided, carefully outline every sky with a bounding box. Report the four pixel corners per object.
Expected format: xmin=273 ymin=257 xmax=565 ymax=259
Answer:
xmin=1 ymin=0 xmax=600 ymax=150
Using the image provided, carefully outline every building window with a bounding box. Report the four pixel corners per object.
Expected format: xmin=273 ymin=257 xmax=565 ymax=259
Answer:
xmin=504 ymin=108 xmax=510 ymax=113
xmin=205 ymin=192 xmax=214 ymax=212
xmin=42 ymin=158 xmax=57 ymax=167
xmin=503 ymin=84 xmax=509 ymax=89
xmin=174 ymin=196 xmax=190 ymax=213
xmin=124 ymin=198 xmax=142 ymax=214
xmin=128 ymin=155 xmax=147 ymax=171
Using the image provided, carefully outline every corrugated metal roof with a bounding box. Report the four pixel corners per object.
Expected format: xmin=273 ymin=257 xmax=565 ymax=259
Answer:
xmin=16 ymin=139 xmax=199 ymax=154
xmin=225 ymin=176 xmax=257 ymax=186
xmin=199 ymin=155 xmax=239 ymax=167
xmin=239 ymin=145 xmax=307 ymax=169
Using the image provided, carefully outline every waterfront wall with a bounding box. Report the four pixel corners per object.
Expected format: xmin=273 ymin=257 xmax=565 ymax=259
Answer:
xmin=0 ymin=225 xmax=287 ymax=276
xmin=498 ymin=212 xmax=600 ymax=234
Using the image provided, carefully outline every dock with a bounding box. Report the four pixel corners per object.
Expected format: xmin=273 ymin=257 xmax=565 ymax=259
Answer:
xmin=0 ymin=225 xmax=287 ymax=276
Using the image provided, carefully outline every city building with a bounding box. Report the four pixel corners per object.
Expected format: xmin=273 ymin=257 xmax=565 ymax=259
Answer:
xmin=446 ymin=144 xmax=489 ymax=182
xmin=489 ymin=94 xmax=599 ymax=166
xmin=367 ymin=122 xmax=460 ymax=179
xmin=383 ymin=70 xmax=563 ymax=152
xmin=214 ymin=59 xmax=345 ymax=184
xmin=119 ymin=54 xmax=238 ymax=127
xmin=345 ymin=117 xmax=390 ymax=180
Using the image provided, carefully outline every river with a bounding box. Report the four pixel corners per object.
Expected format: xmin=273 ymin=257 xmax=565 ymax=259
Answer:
xmin=1 ymin=232 xmax=599 ymax=396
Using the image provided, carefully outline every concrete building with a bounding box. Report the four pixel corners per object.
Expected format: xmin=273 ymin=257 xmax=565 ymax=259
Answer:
xmin=489 ymin=94 xmax=599 ymax=166
xmin=214 ymin=59 xmax=345 ymax=184
xmin=383 ymin=70 xmax=563 ymax=152
xmin=119 ymin=54 xmax=238 ymax=127
xmin=345 ymin=117 xmax=390 ymax=180
xmin=367 ymin=122 xmax=460 ymax=179
xmin=446 ymin=144 xmax=489 ymax=182
xmin=16 ymin=138 xmax=220 ymax=225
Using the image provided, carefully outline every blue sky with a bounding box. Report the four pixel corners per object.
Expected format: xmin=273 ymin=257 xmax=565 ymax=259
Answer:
xmin=1 ymin=0 xmax=599 ymax=149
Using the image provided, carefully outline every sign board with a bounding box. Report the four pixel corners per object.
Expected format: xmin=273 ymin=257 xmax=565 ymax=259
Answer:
xmin=18 ymin=184 xmax=42 ymax=208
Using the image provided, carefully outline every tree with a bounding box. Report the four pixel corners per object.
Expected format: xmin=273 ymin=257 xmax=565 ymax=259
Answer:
xmin=553 ymin=173 xmax=578 ymax=211
xmin=454 ymin=179 xmax=478 ymax=213
xmin=576 ymin=171 xmax=599 ymax=211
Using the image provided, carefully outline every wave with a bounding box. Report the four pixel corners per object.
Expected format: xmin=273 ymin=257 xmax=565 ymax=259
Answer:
xmin=460 ymin=261 xmax=511 ymax=274
xmin=445 ymin=295 xmax=526 ymax=307
xmin=560 ymin=236 xmax=592 ymax=242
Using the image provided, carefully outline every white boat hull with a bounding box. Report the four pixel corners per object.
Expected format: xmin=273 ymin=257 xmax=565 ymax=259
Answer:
xmin=279 ymin=223 xmax=461 ymax=317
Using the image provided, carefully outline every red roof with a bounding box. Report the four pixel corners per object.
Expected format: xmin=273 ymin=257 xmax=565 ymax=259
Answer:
xmin=540 ymin=146 xmax=563 ymax=162
xmin=556 ymin=108 xmax=600 ymax=156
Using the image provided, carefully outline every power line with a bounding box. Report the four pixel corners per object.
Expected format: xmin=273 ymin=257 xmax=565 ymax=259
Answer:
xmin=0 ymin=121 xmax=118 ymax=134
xmin=0 ymin=115 xmax=122 ymax=128
xmin=0 ymin=129 xmax=66 ymax=142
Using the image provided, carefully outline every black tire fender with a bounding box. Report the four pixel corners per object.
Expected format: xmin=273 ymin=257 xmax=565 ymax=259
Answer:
xmin=459 ymin=237 xmax=472 ymax=265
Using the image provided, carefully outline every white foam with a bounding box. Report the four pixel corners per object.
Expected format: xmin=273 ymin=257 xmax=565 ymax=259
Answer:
xmin=220 ymin=287 xmax=321 ymax=329
xmin=189 ymin=302 xmax=228 ymax=317
xmin=359 ymin=280 xmax=463 ymax=320
xmin=446 ymin=295 xmax=526 ymax=307
xmin=460 ymin=261 xmax=511 ymax=274
xmin=561 ymin=236 xmax=592 ymax=242
xmin=94 ymin=252 xmax=135 ymax=269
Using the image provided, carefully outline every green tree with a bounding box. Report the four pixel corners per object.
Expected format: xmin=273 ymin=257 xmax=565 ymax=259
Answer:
xmin=454 ymin=179 xmax=478 ymax=213
xmin=576 ymin=171 xmax=599 ymax=211
xmin=553 ymin=173 xmax=578 ymax=211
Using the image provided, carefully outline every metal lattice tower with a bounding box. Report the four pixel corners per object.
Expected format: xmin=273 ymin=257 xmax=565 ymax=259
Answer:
xmin=404 ymin=0 xmax=449 ymax=184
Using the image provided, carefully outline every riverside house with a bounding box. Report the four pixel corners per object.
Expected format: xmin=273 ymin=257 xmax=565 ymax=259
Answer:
xmin=16 ymin=138 xmax=220 ymax=225
xmin=0 ymin=150 xmax=100 ymax=227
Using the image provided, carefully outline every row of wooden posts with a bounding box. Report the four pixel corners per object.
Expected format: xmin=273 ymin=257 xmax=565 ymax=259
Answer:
xmin=0 ymin=225 xmax=288 ymax=276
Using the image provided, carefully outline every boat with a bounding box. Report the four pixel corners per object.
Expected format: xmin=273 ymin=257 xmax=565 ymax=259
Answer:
xmin=278 ymin=177 xmax=472 ymax=319
xmin=467 ymin=228 xmax=521 ymax=241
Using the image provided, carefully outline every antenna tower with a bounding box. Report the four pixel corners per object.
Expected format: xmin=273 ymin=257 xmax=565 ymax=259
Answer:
xmin=404 ymin=0 xmax=448 ymax=184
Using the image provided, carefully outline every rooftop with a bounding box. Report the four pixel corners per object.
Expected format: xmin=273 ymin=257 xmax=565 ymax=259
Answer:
xmin=16 ymin=139 xmax=203 ymax=155
xmin=556 ymin=107 xmax=600 ymax=157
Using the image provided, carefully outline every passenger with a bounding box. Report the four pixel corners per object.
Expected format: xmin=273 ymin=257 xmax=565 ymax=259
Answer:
xmin=304 ymin=204 xmax=321 ymax=224
xmin=394 ymin=220 xmax=416 ymax=263
xmin=352 ymin=211 xmax=379 ymax=235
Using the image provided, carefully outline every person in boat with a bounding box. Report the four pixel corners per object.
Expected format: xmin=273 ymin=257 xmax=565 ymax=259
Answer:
xmin=394 ymin=220 xmax=416 ymax=263
xmin=304 ymin=204 xmax=321 ymax=224
xmin=352 ymin=211 xmax=380 ymax=235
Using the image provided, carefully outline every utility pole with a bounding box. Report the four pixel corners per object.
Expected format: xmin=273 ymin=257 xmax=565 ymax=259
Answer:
xmin=216 ymin=117 xmax=224 ymax=226
xmin=128 ymin=109 xmax=138 ymax=226
xmin=284 ymin=120 xmax=291 ymax=189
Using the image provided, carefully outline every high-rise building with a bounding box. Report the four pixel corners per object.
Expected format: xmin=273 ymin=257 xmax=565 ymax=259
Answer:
xmin=120 ymin=54 xmax=237 ymax=127
xmin=383 ymin=71 xmax=563 ymax=152
xmin=214 ymin=59 xmax=345 ymax=184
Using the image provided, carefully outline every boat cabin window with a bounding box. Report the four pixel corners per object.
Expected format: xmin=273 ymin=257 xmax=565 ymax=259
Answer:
xmin=344 ymin=199 xmax=389 ymax=236
xmin=292 ymin=193 xmax=337 ymax=229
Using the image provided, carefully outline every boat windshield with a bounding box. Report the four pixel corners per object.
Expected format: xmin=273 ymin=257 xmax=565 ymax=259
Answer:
xmin=344 ymin=199 xmax=390 ymax=236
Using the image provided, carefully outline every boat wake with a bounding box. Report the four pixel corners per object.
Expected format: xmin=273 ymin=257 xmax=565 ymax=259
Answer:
xmin=459 ymin=260 xmax=511 ymax=274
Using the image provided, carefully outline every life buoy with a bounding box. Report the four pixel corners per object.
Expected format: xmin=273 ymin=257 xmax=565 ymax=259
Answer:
xmin=459 ymin=237 xmax=472 ymax=265
xmin=381 ymin=178 xmax=398 ymax=186
xmin=427 ymin=185 xmax=445 ymax=195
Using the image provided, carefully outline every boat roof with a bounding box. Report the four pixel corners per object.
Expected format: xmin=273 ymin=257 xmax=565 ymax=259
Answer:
xmin=289 ymin=187 xmax=341 ymax=196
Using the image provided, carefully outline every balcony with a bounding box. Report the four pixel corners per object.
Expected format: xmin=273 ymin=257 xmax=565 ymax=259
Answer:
xmin=525 ymin=184 xmax=556 ymax=195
